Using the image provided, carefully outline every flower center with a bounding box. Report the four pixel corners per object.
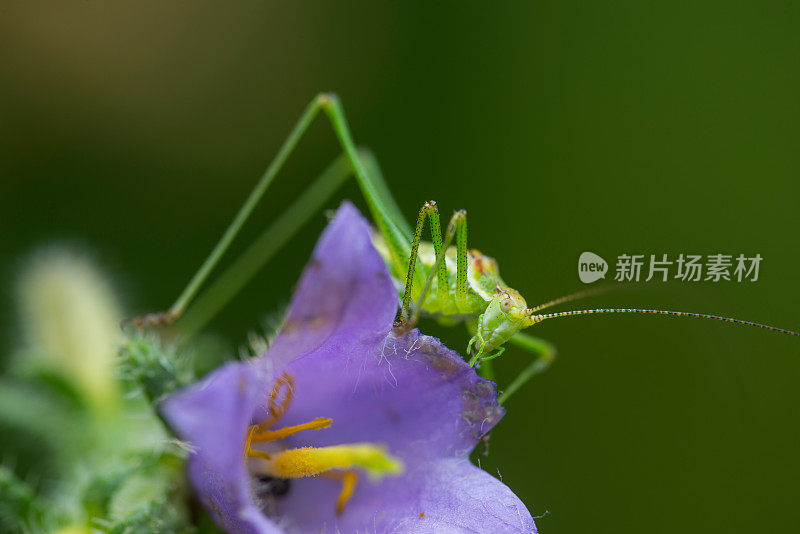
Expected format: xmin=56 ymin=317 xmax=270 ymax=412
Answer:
xmin=244 ymin=373 xmax=402 ymax=514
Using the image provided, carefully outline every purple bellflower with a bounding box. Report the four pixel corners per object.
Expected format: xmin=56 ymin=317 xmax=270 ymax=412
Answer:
xmin=162 ymin=203 xmax=537 ymax=533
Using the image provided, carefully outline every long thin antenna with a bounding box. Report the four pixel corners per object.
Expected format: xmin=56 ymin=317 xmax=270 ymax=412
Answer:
xmin=526 ymin=284 xmax=618 ymax=314
xmin=530 ymin=308 xmax=800 ymax=337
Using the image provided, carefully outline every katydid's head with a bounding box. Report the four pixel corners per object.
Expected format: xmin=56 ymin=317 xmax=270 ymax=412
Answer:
xmin=473 ymin=290 xmax=531 ymax=355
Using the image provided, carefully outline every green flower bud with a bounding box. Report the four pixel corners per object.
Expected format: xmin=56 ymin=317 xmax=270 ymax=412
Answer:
xmin=17 ymin=247 xmax=122 ymax=416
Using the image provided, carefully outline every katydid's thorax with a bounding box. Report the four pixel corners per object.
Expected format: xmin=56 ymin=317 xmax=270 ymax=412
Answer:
xmin=371 ymin=231 xmax=517 ymax=320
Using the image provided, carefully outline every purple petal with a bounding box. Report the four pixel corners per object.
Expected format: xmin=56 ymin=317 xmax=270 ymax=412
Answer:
xmin=275 ymin=458 xmax=536 ymax=533
xmin=275 ymin=329 xmax=504 ymax=460
xmin=161 ymin=362 xmax=281 ymax=534
xmin=264 ymin=202 xmax=397 ymax=369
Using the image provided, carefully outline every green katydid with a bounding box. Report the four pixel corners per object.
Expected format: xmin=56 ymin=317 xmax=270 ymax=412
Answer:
xmin=134 ymin=92 xmax=800 ymax=405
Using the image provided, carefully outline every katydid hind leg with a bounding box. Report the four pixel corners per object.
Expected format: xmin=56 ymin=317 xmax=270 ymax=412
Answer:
xmin=177 ymin=153 xmax=355 ymax=339
xmin=161 ymin=96 xmax=330 ymax=324
xmin=320 ymin=95 xmax=414 ymax=274
xmin=132 ymin=93 xmax=415 ymax=331
xmin=357 ymin=148 xmax=412 ymax=237
xmin=179 ymin=147 xmax=412 ymax=338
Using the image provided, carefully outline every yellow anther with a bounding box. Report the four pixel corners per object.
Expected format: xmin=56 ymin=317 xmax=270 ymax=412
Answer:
xmin=248 ymin=449 xmax=272 ymax=461
xmin=252 ymin=373 xmax=296 ymax=432
xmin=267 ymin=373 xmax=294 ymax=421
xmin=247 ymin=416 xmax=331 ymax=463
xmin=251 ymin=417 xmax=332 ymax=444
xmin=244 ymin=426 xmax=272 ymax=462
xmin=335 ymin=471 xmax=358 ymax=515
xmin=321 ymin=470 xmax=360 ymax=515
xmin=244 ymin=426 xmax=257 ymax=463
xmin=266 ymin=443 xmax=403 ymax=480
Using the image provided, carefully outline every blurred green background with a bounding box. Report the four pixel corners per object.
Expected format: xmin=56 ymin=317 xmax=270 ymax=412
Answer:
xmin=2 ymin=2 xmax=800 ymax=532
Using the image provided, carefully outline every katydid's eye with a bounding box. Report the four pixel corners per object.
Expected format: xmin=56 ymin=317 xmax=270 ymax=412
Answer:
xmin=500 ymin=298 xmax=513 ymax=313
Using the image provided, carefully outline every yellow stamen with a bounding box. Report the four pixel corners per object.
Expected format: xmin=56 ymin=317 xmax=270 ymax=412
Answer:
xmin=267 ymin=443 xmax=403 ymax=480
xmin=335 ymin=471 xmax=358 ymax=515
xmin=253 ymin=373 xmax=295 ymax=432
xmin=244 ymin=426 xmax=272 ymax=461
xmin=246 ymin=416 xmax=331 ymax=462
xmin=322 ymin=471 xmax=360 ymax=514
xmin=267 ymin=373 xmax=294 ymax=421
xmin=244 ymin=426 xmax=257 ymax=463
xmin=248 ymin=449 xmax=272 ymax=461
xmin=242 ymin=375 xmax=403 ymax=515
xmin=251 ymin=417 xmax=332 ymax=443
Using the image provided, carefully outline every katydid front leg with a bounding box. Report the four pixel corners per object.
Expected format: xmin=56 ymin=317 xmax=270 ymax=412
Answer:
xmin=395 ymin=201 xmax=447 ymax=327
xmin=497 ymin=333 xmax=556 ymax=405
